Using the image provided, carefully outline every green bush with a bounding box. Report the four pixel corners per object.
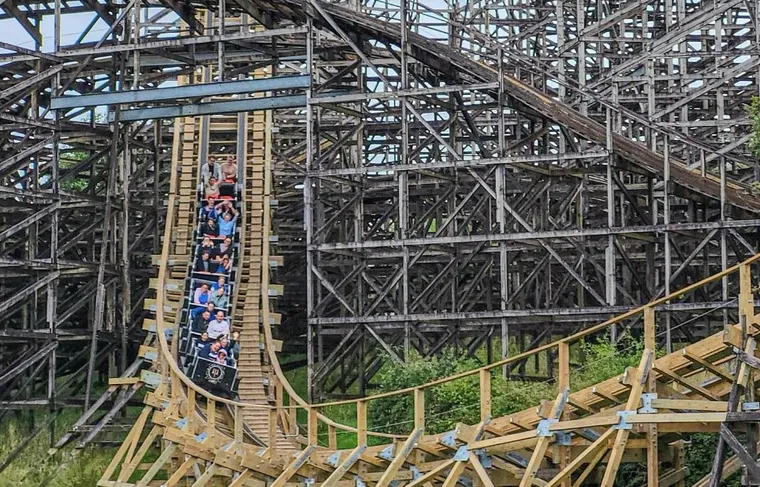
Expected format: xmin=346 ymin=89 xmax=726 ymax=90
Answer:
xmin=366 ymin=340 xmax=647 ymax=436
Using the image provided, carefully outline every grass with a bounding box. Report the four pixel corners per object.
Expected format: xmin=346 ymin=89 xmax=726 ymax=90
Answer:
xmin=0 ymin=409 xmax=116 ymax=487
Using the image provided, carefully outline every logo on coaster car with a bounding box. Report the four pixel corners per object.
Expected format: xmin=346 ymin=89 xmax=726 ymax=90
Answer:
xmin=205 ymin=364 xmax=224 ymax=384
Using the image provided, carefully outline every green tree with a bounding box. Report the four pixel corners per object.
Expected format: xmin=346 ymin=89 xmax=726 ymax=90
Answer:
xmin=749 ymin=96 xmax=760 ymax=160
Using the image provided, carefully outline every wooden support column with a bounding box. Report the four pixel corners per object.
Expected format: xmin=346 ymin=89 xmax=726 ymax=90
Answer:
xmin=357 ymin=400 xmax=367 ymax=446
xmin=558 ymin=342 xmax=571 ymax=487
xmin=739 ymin=263 xmax=755 ymax=321
xmin=308 ymin=407 xmax=318 ymax=446
xmin=414 ymin=388 xmax=425 ymax=433
xmin=480 ymin=369 xmax=491 ymax=421
xmin=644 ymin=307 xmax=658 ymax=487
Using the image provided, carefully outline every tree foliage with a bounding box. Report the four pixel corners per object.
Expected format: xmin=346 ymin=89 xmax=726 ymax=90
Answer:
xmin=367 ymin=340 xmax=645 ymax=436
xmin=749 ymin=96 xmax=760 ymax=160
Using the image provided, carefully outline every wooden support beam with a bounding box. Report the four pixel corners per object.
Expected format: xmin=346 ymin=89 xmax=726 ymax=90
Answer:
xmin=572 ymin=450 xmax=609 ymax=487
xmin=135 ymin=443 xmax=176 ymax=487
xmin=519 ymin=389 xmax=568 ymax=487
xmin=718 ymin=423 xmax=760 ymax=480
xmin=357 ymin=400 xmax=368 ymax=446
xmin=376 ymin=428 xmax=424 ymax=487
xmin=441 ymin=459 xmax=468 ymax=487
xmin=229 ymin=470 xmax=253 ymax=487
xmin=650 ymin=399 xmax=728 ymax=412
xmin=322 ymin=445 xmax=367 ymax=487
xmin=406 ymin=459 xmax=455 ymax=487
xmin=600 ymin=350 xmax=653 ymax=487
xmin=545 ymin=428 xmax=615 ymax=487
xmin=645 ymin=307 xmax=658 ymax=487
xmin=190 ymin=464 xmax=217 ymax=487
xmin=164 ymin=457 xmax=196 ymax=487
xmin=270 ymin=446 xmax=316 ymax=487
xmin=99 ymin=407 xmax=152 ymax=482
xmin=480 ymin=369 xmax=491 ymax=421
xmin=468 ymin=452 xmax=495 ymax=487
xmin=415 ymin=388 xmax=425 ymax=433
xmin=653 ymin=364 xmax=720 ymax=401
xmin=682 ymin=350 xmax=734 ymax=383
xmin=117 ymin=426 xmax=161 ymax=482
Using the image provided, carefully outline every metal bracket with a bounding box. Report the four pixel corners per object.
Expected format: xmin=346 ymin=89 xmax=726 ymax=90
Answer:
xmin=327 ymin=451 xmax=341 ymax=467
xmin=194 ymin=432 xmax=207 ymax=443
xmin=355 ymin=476 xmax=366 ymax=487
xmin=614 ymin=410 xmax=634 ymax=430
xmin=536 ymin=419 xmax=556 ymax=437
xmin=378 ymin=444 xmax=395 ymax=461
xmin=440 ymin=430 xmax=458 ymax=448
xmin=639 ymin=393 xmax=658 ymax=414
xmin=476 ymin=450 xmax=492 ymax=468
xmin=453 ymin=445 xmax=469 ymax=461
xmin=744 ymin=402 xmax=760 ymax=411
xmin=505 ymin=452 xmax=528 ymax=468
xmin=410 ymin=466 xmax=422 ymax=480
xmin=175 ymin=418 xmax=188 ymax=428
xmin=555 ymin=431 xmax=572 ymax=446
xmin=473 ymin=416 xmax=492 ymax=441
xmin=305 ymin=479 xmax=315 ymax=487
xmin=580 ymin=428 xmax=600 ymax=441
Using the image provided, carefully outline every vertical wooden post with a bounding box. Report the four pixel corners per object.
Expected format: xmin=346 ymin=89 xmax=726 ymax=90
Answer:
xmin=558 ymin=342 xmax=570 ymax=391
xmin=186 ymin=388 xmax=195 ymax=430
xmin=557 ymin=342 xmax=571 ymax=487
xmin=268 ymin=408 xmax=278 ymax=458
xmin=357 ymin=400 xmax=368 ymax=446
xmin=479 ymin=369 xmax=491 ymax=421
xmin=414 ymin=388 xmax=425 ymax=433
xmin=207 ymin=398 xmax=216 ymax=438
xmin=308 ymin=407 xmax=318 ymax=446
xmin=644 ymin=307 xmax=658 ymax=487
xmin=234 ymin=405 xmax=243 ymax=443
xmin=739 ymin=263 xmax=754 ymax=321
xmin=328 ymin=424 xmax=338 ymax=449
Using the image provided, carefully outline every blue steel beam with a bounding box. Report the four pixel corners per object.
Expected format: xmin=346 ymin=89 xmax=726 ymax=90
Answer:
xmin=115 ymin=94 xmax=307 ymax=122
xmin=50 ymin=76 xmax=310 ymax=110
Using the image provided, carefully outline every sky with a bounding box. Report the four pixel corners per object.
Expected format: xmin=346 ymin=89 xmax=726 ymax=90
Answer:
xmin=0 ymin=12 xmax=111 ymax=54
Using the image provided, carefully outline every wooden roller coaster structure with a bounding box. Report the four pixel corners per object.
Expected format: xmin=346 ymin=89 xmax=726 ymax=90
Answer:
xmin=97 ymin=44 xmax=760 ymax=487
xmin=93 ymin=3 xmax=760 ymax=487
